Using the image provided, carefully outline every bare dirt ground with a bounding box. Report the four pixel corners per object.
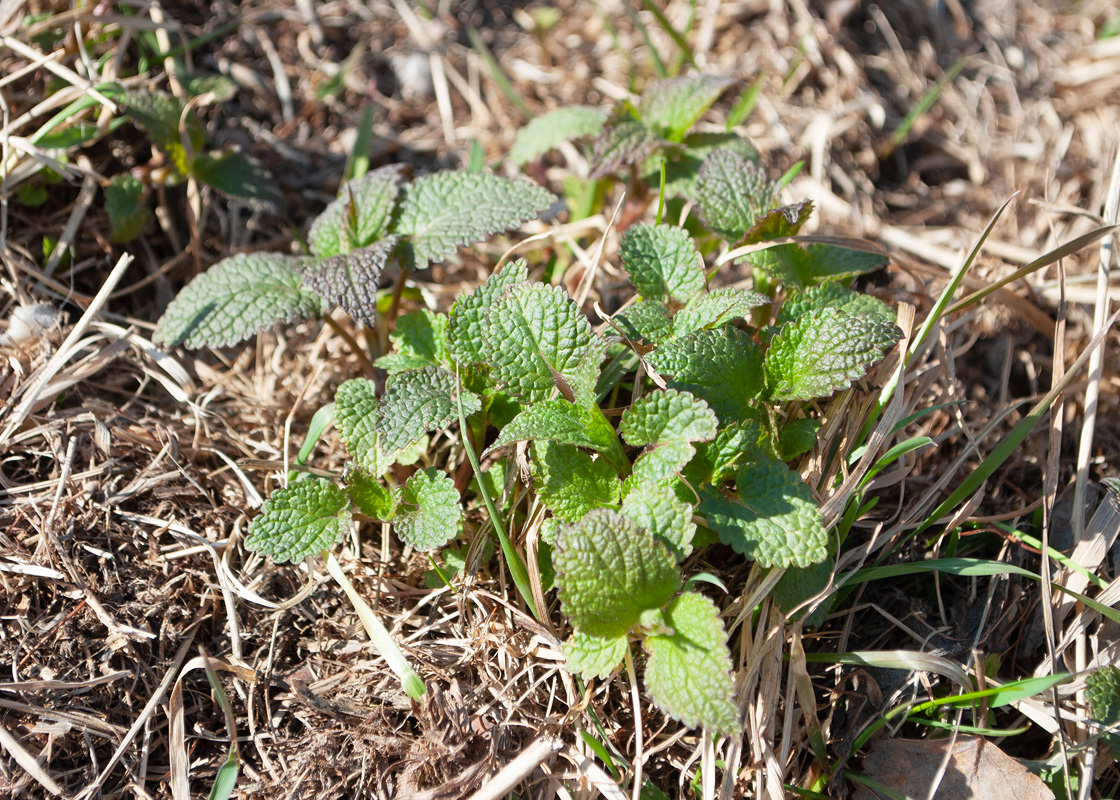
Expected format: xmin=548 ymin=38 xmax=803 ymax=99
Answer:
xmin=1 ymin=1 xmax=1119 ymax=798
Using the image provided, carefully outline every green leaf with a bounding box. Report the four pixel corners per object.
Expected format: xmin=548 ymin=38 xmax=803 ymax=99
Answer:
xmin=630 ymin=440 xmax=696 ymax=484
xmin=334 ymin=379 xmax=394 ymax=475
xmin=589 ymin=118 xmax=662 ymax=178
xmin=620 ymin=389 xmax=719 ymax=446
xmin=531 ymin=441 xmax=620 ymax=522
xmin=772 ymin=558 xmax=834 ymax=625
xmin=778 ymin=281 xmax=895 ymax=325
xmin=671 ymin=287 xmax=769 ymax=338
xmin=683 ymin=420 xmax=769 ymax=486
xmin=614 ymin=300 xmax=674 ymax=345
xmin=122 ymin=90 xmax=204 ymax=176
xmin=245 ymin=478 xmax=351 ymax=563
xmin=698 ymin=458 xmax=828 ymax=568
xmin=483 ymin=283 xmax=596 ymax=404
xmin=447 ymin=259 xmax=529 ymax=365
xmin=192 ymin=151 xmax=278 ymax=209
xmin=185 ymin=73 xmax=238 ymax=101
xmin=394 ymin=467 xmax=462 ymax=551
xmin=621 ymin=480 xmax=696 ymax=561
xmin=638 ymin=75 xmax=733 ymax=142
xmin=375 ymin=308 xmax=449 ymax=373
xmin=619 ymin=224 xmax=705 ymax=304
xmin=738 ymin=200 xmax=813 ymax=245
xmin=778 ymin=417 xmax=821 ymax=460
xmin=302 ymin=236 xmax=397 ymax=329
xmin=553 ymin=508 xmax=680 ymax=639
xmin=1087 ymin=665 xmax=1120 ymax=754
xmin=377 ymin=367 xmax=481 ymax=455
xmin=695 ymin=148 xmax=773 ymax=242
xmin=308 ymin=164 xmax=406 ymax=258
xmin=346 ymin=469 xmax=399 ymax=520
xmin=644 ymin=592 xmax=739 ymax=735
xmin=153 ymin=252 xmax=325 ymax=348
xmin=641 ymin=132 xmax=758 ymax=199
xmin=563 ymin=632 xmax=628 ymax=681
xmin=105 ymin=173 xmax=153 ymax=243
xmin=394 ymin=171 xmax=554 ymax=268
xmin=485 ymin=400 xmax=626 ymax=473
xmin=510 ymin=106 xmax=609 ymax=166
xmin=647 ymin=325 xmax=764 ymax=423
xmin=746 ymin=243 xmax=888 ymax=288
xmin=764 ymin=308 xmax=902 ymax=401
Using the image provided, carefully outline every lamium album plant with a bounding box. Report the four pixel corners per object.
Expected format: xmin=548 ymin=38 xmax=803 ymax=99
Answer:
xmin=154 ymin=74 xmax=902 ymax=734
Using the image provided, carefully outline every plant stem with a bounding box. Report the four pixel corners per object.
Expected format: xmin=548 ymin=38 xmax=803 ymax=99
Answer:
xmin=323 ymin=315 xmax=376 ymax=378
xmin=322 ymin=550 xmax=426 ymax=700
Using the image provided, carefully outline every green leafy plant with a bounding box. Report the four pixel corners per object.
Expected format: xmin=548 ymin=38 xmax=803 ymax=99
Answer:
xmin=154 ymin=75 xmax=903 ymax=739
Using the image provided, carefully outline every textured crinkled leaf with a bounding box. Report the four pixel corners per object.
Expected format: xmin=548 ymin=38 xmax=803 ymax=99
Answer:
xmin=485 ymin=401 xmax=626 ymax=473
xmin=642 ymin=132 xmax=759 ymax=199
xmin=682 ymin=420 xmax=769 ymax=486
xmin=510 ymin=106 xmax=609 ymax=166
xmin=589 ymin=118 xmax=662 ymax=178
xmin=193 ymin=151 xmax=279 ymax=210
xmin=394 ymin=467 xmax=461 ymax=551
xmin=153 ymin=252 xmax=325 ymax=348
xmin=1087 ymin=666 xmax=1120 ymax=754
xmin=620 ymin=389 xmax=718 ymax=447
xmin=738 ymin=200 xmax=813 ymax=245
xmin=638 ymin=75 xmax=733 ymax=142
xmin=777 ymin=281 xmax=895 ymax=325
xmin=746 ymin=243 xmax=888 ymax=287
xmin=447 ymin=259 xmax=528 ymax=364
xmin=375 ymin=308 xmax=449 ymax=373
xmin=778 ymin=417 xmax=822 ymax=460
xmin=695 ymin=148 xmax=773 ymax=242
xmin=123 ymin=90 xmax=204 ymax=176
xmin=105 ymin=173 xmax=153 ymax=243
xmin=308 ymin=164 xmax=405 ymax=258
xmin=764 ymin=308 xmax=902 ymax=401
xmin=619 ymin=224 xmax=705 ymax=303
xmin=563 ymin=632 xmax=628 ymax=681
xmin=698 ymin=458 xmax=828 ymax=568
xmin=647 ymin=326 xmax=764 ymax=423
xmin=530 ymin=442 xmax=620 ymax=522
xmin=671 ymin=287 xmax=769 ymax=338
xmin=245 ymin=478 xmax=350 ymax=564
xmin=631 ymin=440 xmax=696 ymax=485
xmin=346 ymin=469 xmax=399 ymax=520
xmin=395 ymin=171 xmax=554 ymax=268
xmin=553 ymin=508 xmax=680 ymax=639
xmin=302 ymin=236 xmax=396 ymax=329
xmin=483 ymin=283 xmax=595 ymax=404
xmin=334 ymin=379 xmax=395 ymax=475
xmin=614 ymin=300 xmax=674 ymax=345
xmin=621 ymin=481 xmax=696 ymax=561
xmin=644 ymin=592 xmax=739 ymax=735
xmin=376 ymin=367 xmax=481 ymax=455
xmin=567 ymin=334 xmax=611 ymax=409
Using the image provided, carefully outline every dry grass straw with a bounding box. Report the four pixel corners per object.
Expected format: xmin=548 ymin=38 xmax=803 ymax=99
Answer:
xmin=1 ymin=0 xmax=1119 ymax=798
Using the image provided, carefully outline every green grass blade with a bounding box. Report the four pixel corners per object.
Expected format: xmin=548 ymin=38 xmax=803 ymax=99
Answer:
xmin=344 ymin=105 xmax=376 ymax=182
xmin=200 ymin=650 xmax=240 ymax=800
xmin=295 ymin=403 xmax=334 ymax=468
xmin=466 ymin=26 xmax=531 ymax=119
xmin=726 ymin=73 xmax=765 ymax=130
xmin=886 ymin=53 xmax=968 ymax=153
xmin=622 ymin=5 xmax=667 ymax=78
xmin=640 ymin=0 xmax=697 ymax=71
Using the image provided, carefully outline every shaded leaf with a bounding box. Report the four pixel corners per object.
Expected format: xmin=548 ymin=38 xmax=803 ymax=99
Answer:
xmin=122 ymin=90 xmax=204 ymax=176
xmin=638 ymin=75 xmax=734 ymax=142
xmin=671 ymin=287 xmax=769 ymax=338
xmin=746 ymin=243 xmax=888 ymax=288
xmin=695 ymin=148 xmax=772 ymax=242
xmin=376 ymin=308 xmax=449 ymax=373
xmin=510 ymin=106 xmax=609 ymax=166
xmin=302 ymin=236 xmax=397 ymax=328
xmin=531 ymin=441 xmax=620 ymax=522
xmin=153 ymin=252 xmax=325 ymax=348
xmin=589 ymin=118 xmax=662 ymax=178
xmin=553 ymin=508 xmax=680 ymax=639
xmin=192 ymin=151 xmax=279 ymax=210
xmin=698 ymin=458 xmax=828 ymax=568
xmin=395 ymin=171 xmax=554 ymax=268
xmin=346 ymin=469 xmax=399 ymax=520
xmin=738 ymin=200 xmax=813 ymax=245
xmin=614 ymin=300 xmax=674 ymax=345
xmin=1087 ymin=666 xmax=1120 ymax=755
xmin=308 ymin=164 xmax=406 ymax=258
xmin=376 ymin=367 xmax=481 ymax=455
xmin=621 ymin=480 xmax=696 ymax=560
xmin=105 ymin=173 xmax=153 ymax=243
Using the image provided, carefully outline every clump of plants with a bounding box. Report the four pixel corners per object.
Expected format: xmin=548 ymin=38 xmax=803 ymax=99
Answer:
xmin=154 ymin=73 xmax=902 ymax=735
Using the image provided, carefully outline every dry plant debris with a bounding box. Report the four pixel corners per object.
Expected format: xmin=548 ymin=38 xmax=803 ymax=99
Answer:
xmin=1 ymin=1 xmax=1119 ymax=799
